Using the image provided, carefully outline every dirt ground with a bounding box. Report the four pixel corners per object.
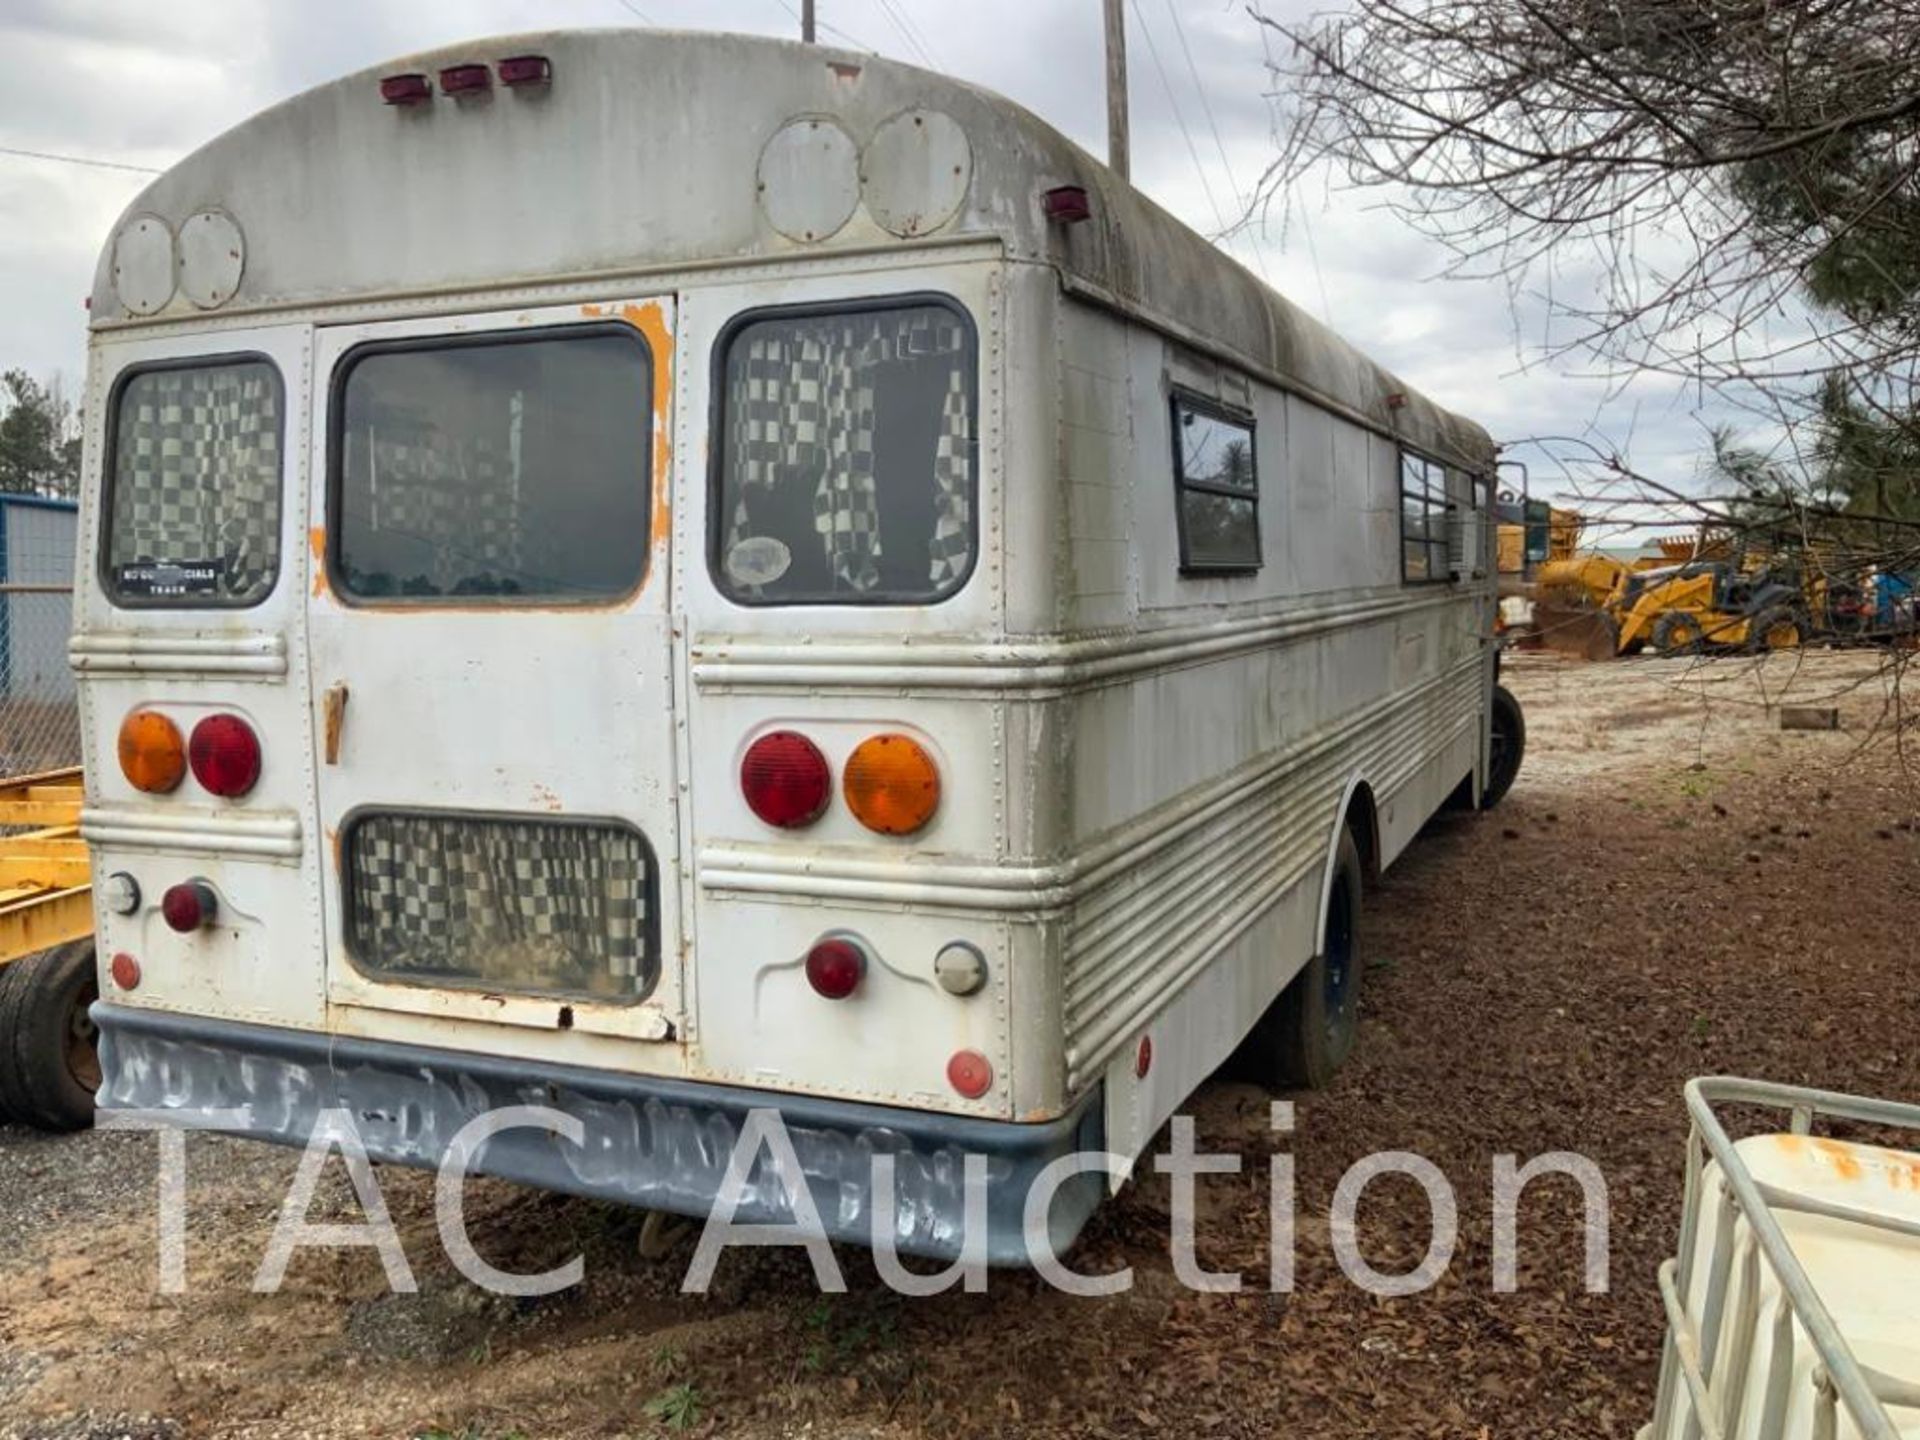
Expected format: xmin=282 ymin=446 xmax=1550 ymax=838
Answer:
xmin=4 ymin=648 xmax=1918 ymax=1440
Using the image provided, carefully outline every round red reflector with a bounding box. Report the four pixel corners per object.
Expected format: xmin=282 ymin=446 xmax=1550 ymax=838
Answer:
xmin=188 ymin=714 xmax=261 ymax=798
xmin=1136 ymin=1034 xmax=1153 ymax=1078
xmin=161 ymin=880 xmax=216 ymax=933
xmin=109 ymin=952 xmax=141 ymax=991
xmin=947 ymin=1049 xmax=993 ymax=1099
xmin=741 ymin=732 xmax=831 ymax=828
xmin=804 ymin=937 xmax=866 ymax=1000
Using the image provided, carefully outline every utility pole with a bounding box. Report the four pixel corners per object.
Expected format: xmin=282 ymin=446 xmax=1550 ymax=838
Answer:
xmin=802 ymin=0 xmax=817 ymax=43
xmin=1103 ymin=0 xmax=1129 ymax=179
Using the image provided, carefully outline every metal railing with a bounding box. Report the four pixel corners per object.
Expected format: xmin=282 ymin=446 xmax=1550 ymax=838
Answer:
xmin=1649 ymin=1076 xmax=1920 ymax=1440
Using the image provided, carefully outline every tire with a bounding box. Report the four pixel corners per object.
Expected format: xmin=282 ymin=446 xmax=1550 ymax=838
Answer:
xmin=1241 ymin=827 xmax=1365 ymax=1091
xmin=0 ymin=941 xmax=101 ymax=1132
xmin=1750 ymin=607 xmax=1805 ymax=652
xmin=1480 ymin=683 xmax=1526 ymax=810
xmin=1652 ymin=610 xmax=1704 ymax=656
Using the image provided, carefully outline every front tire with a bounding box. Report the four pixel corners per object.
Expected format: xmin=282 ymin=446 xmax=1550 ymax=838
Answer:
xmin=0 ymin=941 xmax=101 ymax=1132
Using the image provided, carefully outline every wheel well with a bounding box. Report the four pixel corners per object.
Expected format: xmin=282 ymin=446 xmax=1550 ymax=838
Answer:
xmin=1344 ymin=782 xmax=1381 ymax=884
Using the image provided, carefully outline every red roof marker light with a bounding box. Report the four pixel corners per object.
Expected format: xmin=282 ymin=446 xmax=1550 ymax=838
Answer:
xmin=1043 ymin=185 xmax=1093 ymax=224
xmin=498 ymin=55 xmax=552 ymax=87
xmin=381 ymin=73 xmax=432 ymax=106
xmin=439 ymin=63 xmax=492 ymax=96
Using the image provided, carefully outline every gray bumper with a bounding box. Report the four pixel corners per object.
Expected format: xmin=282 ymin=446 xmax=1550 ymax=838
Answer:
xmin=93 ymin=1003 xmax=1105 ymax=1267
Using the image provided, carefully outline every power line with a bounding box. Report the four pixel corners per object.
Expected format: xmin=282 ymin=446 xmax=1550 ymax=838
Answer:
xmin=1160 ymin=0 xmax=1272 ymax=285
xmin=770 ymin=0 xmax=878 ymax=51
xmin=876 ymin=0 xmax=936 ymax=67
xmin=610 ymin=0 xmax=659 ymax=22
xmin=1126 ymin=0 xmax=1229 ymax=238
xmin=1256 ymin=13 xmax=1333 ymax=324
xmin=0 ymin=144 xmax=160 ymax=177
xmin=885 ymin=0 xmax=938 ymax=65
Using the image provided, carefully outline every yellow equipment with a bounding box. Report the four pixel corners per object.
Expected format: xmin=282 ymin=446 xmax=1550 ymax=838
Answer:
xmin=1532 ymin=557 xmax=1809 ymax=658
xmin=1613 ymin=564 xmax=1808 ymax=655
xmin=0 ymin=766 xmax=99 ymax=1133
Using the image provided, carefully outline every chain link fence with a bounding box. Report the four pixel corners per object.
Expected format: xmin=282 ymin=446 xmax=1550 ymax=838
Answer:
xmin=0 ymin=497 xmax=79 ymax=778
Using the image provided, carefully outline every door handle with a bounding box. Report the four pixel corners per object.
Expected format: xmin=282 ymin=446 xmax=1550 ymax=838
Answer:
xmin=323 ymin=683 xmax=349 ymax=765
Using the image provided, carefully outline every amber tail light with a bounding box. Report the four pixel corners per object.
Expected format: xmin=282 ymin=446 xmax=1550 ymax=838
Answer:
xmin=119 ymin=709 xmax=186 ymax=794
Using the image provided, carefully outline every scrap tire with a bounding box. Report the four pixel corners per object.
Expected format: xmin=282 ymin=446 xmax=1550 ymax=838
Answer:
xmin=0 ymin=941 xmax=101 ymax=1132
xmin=1652 ymin=610 xmax=1705 ymax=656
xmin=1237 ymin=827 xmax=1365 ymax=1091
xmin=1480 ymin=684 xmax=1526 ymax=810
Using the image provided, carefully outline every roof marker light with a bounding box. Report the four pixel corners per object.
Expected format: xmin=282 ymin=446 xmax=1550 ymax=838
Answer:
xmin=498 ymin=55 xmax=552 ymax=88
xmin=381 ymin=73 xmax=432 ymax=106
xmin=1043 ymin=185 xmax=1093 ymax=224
xmin=439 ymin=63 xmax=492 ymax=96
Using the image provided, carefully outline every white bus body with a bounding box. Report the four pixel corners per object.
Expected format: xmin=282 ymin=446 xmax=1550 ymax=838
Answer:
xmin=78 ymin=30 xmax=1508 ymax=1262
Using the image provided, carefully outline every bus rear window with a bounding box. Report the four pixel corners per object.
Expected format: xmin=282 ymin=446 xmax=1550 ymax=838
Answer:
xmin=714 ymin=300 xmax=976 ymax=604
xmin=105 ymin=359 xmax=283 ymax=607
xmin=332 ymin=327 xmax=651 ymax=602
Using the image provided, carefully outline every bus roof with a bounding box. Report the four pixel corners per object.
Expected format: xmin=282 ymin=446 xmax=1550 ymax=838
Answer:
xmin=90 ymin=28 xmax=1492 ymax=467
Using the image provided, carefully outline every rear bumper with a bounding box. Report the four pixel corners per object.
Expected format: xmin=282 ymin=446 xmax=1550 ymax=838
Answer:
xmin=92 ymin=1003 xmax=1104 ymax=1267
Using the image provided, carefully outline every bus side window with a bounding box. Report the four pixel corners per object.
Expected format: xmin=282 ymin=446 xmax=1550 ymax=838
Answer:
xmin=1400 ymin=450 xmax=1450 ymax=583
xmin=1171 ymin=391 xmax=1259 ymax=574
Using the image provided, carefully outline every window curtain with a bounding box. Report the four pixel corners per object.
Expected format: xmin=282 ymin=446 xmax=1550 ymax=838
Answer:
xmin=110 ymin=363 xmax=281 ymax=601
xmin=725 ymin=308 xmax=972 ymax=594
xmin=349 ymin=413 xmax=527 ymax=594
xmin=346 ymin=813 xmax=650 ymax=1000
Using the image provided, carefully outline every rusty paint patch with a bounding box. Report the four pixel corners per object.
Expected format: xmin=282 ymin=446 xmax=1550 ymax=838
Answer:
xmin=1812 ymin=1137 xmax=1866 ymax=1181
xmin=309 ymin=527 xmax=329 ymax=598
xmin=828 ymin=61 xmax=861 ymax=81
xmin=581 ymin=301 xmax=676 ymax=585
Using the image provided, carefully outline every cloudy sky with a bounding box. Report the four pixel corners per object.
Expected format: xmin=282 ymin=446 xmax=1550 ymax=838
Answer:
xmin=0 ymin=0 xmax=1735 ymax=507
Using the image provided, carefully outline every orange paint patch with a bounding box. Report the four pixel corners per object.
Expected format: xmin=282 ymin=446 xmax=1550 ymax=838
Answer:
xmin=1812 ymin=1137 xmax=1865 ymax=1182
xmin=309 ymin=527 xmax=329 ymax=598
xmin=582 ymin=301 xmax=676 ymax=586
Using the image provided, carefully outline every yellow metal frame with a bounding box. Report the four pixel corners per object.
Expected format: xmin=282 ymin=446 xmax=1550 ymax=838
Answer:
xmin=0 ymin=767 xmax=90 ymax=966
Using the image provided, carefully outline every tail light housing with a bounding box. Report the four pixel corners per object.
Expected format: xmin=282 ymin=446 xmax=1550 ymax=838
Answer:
xmin=161 ymin=880 xmax=217 ymax=933
xmin=188 ymin=714 xmax=262 ymax=798
xmin=947 ymin=1049 xmax=993 ymax=1099
xmin=741 ymin=732 xmax=832 ymax=828
xmin=118 ymin=709 xmax=186 ymax=794
xmin=804 ymin=935 xmax=867 ymax=999
xmin=843 ymin=734 xmax=941 ymax=835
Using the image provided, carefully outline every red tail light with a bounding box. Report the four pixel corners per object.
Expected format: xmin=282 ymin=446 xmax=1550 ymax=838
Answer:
xmin=189 ymin=714 xmax=261 ymax=798
xmin=741 ymin=732 xmax=831 ymax=828
xmin=161 ymin=880 xmax=217 ymax=933
xmin=805 ymin=936 xmax=867 ymax=999
xmin=381 ymin=73 xmax=432 ymax=106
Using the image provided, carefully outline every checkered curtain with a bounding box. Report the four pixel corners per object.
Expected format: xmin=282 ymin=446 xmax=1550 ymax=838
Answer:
xmin=725 ymin=307 xmax=972 ymax=594
xmin=353 ymin=417 xmax=526 ymax=593
xmin=346 ymin=813 xmax=650 ymax=1000
xmin=110 ymin=363 xmax=281 ymax=602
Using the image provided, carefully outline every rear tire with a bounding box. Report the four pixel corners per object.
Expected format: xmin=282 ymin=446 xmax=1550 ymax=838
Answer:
xmin=1479 ymin=684 xmax=1526 ymax=810
xmin=0 ymin=941 xmax=101 ymax=1132
xmin=1242 ymin=827 xmax=1365 ymax=1091
xmin=1750 ymin=607 xmax=1805 ymax=652
xmin=1652 ymin=610 xmax=1704 ymax=656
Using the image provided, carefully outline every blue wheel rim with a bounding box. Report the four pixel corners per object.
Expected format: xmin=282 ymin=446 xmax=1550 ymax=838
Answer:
xmin=1324 ymin=872 xmax=1355 ymax=1039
